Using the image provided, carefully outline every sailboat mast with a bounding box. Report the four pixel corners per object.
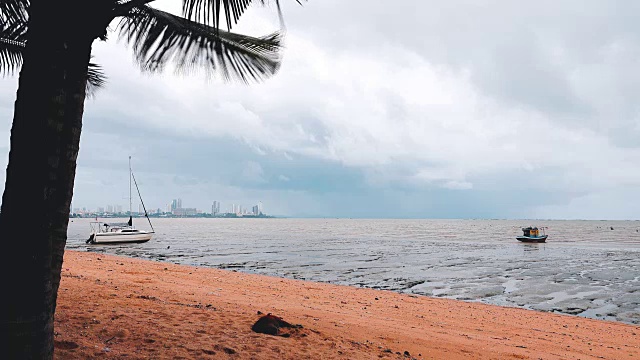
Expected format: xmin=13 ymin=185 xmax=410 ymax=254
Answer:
xmin=129 ymin=156 xmax=132 ymax=218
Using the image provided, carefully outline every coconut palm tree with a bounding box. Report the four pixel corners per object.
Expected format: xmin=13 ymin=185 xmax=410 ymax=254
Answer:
xmin=0 ymin=0 xmax=289 ymax=358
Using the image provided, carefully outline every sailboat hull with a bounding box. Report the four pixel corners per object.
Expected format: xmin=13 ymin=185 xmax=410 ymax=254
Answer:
xmin=88 ymin=231 xmax=153 ymax=244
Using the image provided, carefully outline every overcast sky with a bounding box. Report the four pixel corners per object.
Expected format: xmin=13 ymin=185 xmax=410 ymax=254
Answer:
xmin=2 ymin=0 xmax=640 ymax=219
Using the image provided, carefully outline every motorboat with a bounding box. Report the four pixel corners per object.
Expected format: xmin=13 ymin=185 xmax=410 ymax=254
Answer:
xmin=516 ymin=226 xmax=547 ymax=243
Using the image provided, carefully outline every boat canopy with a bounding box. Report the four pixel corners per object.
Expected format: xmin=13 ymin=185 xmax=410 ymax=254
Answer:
xmin=95 ymin=222 xmax=130 ymax=228
xmin=522 ymin=227 xmax=541 ymax=236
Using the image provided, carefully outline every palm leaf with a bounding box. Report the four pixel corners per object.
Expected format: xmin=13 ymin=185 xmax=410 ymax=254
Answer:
xmin=0 ymin=0 xmax=29 ymax=24
xmin=180 ymin=0 xmax=303 ymax=30
xmin=87 ymin=62 xmax=107 ymax=96
xmin=118 ymin=5 xmax=282 ymax=83
xmin=0 ymin=18 xmax=25 ymax=74
xmin=182 ymin=0 xmax=263 ymax=30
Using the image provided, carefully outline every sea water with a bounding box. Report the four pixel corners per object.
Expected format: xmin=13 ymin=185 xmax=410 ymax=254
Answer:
xmin=66 ymin=218 xmax=640 ymax=325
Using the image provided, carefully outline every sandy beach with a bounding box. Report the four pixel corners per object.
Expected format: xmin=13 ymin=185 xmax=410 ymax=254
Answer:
xmin=54 ymin=250 xmax=639 ymax=359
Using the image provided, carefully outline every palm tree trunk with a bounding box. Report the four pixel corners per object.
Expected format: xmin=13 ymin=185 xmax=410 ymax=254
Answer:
xmin=0 ymin=2 xmax=93 ymax=358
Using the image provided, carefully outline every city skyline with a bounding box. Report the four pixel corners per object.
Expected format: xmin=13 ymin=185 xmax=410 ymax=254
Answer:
xmin=72 ymin=198 xmax=266 ymax=217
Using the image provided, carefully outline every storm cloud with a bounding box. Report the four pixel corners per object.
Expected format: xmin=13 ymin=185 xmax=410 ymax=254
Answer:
xmin=2 ymin=0 xmax=640 ymax=219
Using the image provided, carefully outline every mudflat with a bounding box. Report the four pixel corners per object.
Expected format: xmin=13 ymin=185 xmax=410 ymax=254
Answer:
xmin=54 ymin=250 xmax=639 ymax=359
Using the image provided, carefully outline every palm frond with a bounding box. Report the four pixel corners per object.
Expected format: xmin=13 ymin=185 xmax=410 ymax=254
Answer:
xmin=0 ymin=0 xmax=29 ymax=24
xmin=0 ymin=18 xmax=26 ymax=74
xmin=181 ymin=0 xmax=303 ymax=30
xmin=113 ymin=0 xmax=155 ymax=17
xmin=182 ymin=0 xmax=262 ymax=30
xmin=118 ymin=5 xmax=282 ymax=83
xmin=87 ymin=62 xmax=107 ymax=97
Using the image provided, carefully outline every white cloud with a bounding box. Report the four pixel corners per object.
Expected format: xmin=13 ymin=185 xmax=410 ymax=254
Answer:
xmin=91 ymin=30 xmax=640 ymax=195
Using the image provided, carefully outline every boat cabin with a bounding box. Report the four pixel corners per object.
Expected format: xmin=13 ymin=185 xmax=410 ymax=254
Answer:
xmin=522 ymin=227 xmax=540 ymax=237
xmin=90 ymin=221 xmax=132 ymax=234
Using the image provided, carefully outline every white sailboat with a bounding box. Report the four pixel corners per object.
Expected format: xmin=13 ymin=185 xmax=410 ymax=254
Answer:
xmin=86 ymin=157 xmax=154 ymax=244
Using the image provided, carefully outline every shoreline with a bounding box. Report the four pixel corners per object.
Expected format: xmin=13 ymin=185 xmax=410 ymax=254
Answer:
xmin=55 ymin=250 xmax=639 ymax=359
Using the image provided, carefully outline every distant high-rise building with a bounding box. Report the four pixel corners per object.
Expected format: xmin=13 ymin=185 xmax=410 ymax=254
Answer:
xmin=177 ymin=198 xmax=182 ymax=209
xmin=107 ymin=205 xmax=114 ymax=213
xmin=171 ymin=199 xmax=178 ymax=211
xmin=212 ymin=201 xmax=220 ymax=215
xmin=257 ymin=201 xmax=263 ymax=215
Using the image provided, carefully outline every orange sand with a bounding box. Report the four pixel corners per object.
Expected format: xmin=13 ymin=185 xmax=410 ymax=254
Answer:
xmin=54 ymin=250 xmax=639 ymax=359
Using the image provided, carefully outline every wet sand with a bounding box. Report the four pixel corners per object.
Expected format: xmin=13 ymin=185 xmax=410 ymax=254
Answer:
xmin=55 ymin=250 xmax=639 ymax=359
